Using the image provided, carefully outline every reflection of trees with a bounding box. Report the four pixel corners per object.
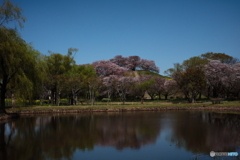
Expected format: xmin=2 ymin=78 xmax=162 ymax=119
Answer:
xmin=95 ymin=112 xmax=160 ymax=150
xmin=205 ymin=113 xmax=240 ymax=152
xmin=0 ymin=123 xmax=7 ymax=160
xmin=0 ymin=112 xmax=161 ymax=160
xmin=167 ymin=111 xmax=240 ymax=154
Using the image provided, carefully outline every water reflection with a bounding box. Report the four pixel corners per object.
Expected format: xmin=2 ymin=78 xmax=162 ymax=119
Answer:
xmin=167 ymin=112 xmax=240 ymax=155
xmin=0 ymin=112 xmax=161 ymax=160
xmin=0 ymin=111 xmax=240 ymax=160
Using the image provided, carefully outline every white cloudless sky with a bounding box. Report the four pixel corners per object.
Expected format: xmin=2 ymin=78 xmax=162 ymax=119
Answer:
xmin=10 ymin=0 xmax=240 ymax=75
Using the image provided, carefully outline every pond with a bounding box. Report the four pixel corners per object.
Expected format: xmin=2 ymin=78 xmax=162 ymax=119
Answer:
xmin=0 ymin=111 xmax=240 ymax=160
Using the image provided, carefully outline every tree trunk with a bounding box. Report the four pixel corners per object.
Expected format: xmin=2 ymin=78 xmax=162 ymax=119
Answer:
xmin=73 ymin=95 xmax=77 ymax=105
xmin=0 ymin=81 xmax=7 ymax=114
xmin=89 ymin=87 xmax=95 ymax=106
xmin=91 ymin=91 xmax=95 ymax=106
xmin=56 ymin=91 xmax=60 ymax=106
xmin=158 ymin=93 xmax=161 ymax=100
xmin=121 ymin=94 xmax=125 ymax=105
xmin=68 ymin=94 xmax=73 ymax=105
xmin=213 ymin=88 xmax=218 ymax=98
xmin=164 ymin=94 xmax=168 ymax=100
xmin=11 ymin=93 xmax=15 ymax=107
xmin=191 ymin=98 xmax=195 ymax=103
xmin=141 ymin=96 xmax=144 ymax=104
xmin=50 ymin=89 xmax=55 ymax=104
xmin=107 ymin=91 xmax=111 ymax=105
xmin=40 ymin=99 xmax=43 ymax=106
xmin=148 ymin=93 xmax=154 ymax=100
xmin=207 ymin=86 xmax=210 ymax=99
xmin=198 ymin=93 xmax=202 ymax=100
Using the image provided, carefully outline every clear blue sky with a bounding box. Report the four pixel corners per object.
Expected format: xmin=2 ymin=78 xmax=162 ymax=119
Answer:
xmin=10 ymin=0 xmax=240 ymax=75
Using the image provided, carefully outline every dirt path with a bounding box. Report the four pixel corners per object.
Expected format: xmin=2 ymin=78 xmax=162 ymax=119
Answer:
xmin=133 ymin=71 xmax=139 ymax=77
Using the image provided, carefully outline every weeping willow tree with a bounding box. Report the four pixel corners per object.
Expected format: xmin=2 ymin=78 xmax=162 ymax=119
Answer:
xmin=7 ymin=44 xmax=46 ymax=107
xmin=0 ymin=0 xmax=29 ymax=114
xmin=0 ymin=0 xmax=26 ymax=28
xmin=0 ymin=27 xmax=42 ymax=113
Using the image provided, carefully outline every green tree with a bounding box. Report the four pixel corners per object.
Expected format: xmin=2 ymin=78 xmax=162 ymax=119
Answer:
xmin=0 ymin=0 xmax=26 ymax=28
xmin=66 ymin=64 xmax=96 ymax=105
xmin=164 ymin=63 xmax=183 ymax=78
xmin=175 ymin=68 xmax=206 ymax=103
xmin=44 ymin=49 xmax=76 ymax=105
xmin=7 ymin=44 xmax=46 ymax=107
xmin=86 ymin=74 xmax=100 ymax=105
xmin=0 ymin=28 xmax=40 ymax=112
xmin=0 ymin=0 xmax=27 ymax=113
xmin=165 ymin=56 xmax=207 ymax=102
xmin=31 ymin=50 xmax=48 ymax=105
xmin=201 ymin=52 xmax=238 ymax=64
xmin=182 ymin=56 xmax=208 ymax=69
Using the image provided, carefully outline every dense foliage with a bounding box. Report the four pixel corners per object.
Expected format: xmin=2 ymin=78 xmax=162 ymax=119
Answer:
xmin=165 ymin=54 xmax=240 ymax=103
xmin=1 ymin=1 xmax=240 ymax=113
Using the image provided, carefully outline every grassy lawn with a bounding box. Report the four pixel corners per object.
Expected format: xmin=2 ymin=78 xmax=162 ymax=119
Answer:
xmin=6 ymin=100 xmax=240 ymax=113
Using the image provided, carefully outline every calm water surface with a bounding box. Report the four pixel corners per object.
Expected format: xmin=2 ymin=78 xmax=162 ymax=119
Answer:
xmin=1 ymin=111 xmax=240 ymax=160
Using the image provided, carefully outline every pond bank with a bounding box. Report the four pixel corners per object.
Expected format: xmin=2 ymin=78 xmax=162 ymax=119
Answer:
xmin=3 ymin=105 xmax=240 ymax=116
xmin=0 ymin=113 xmax=20 ymax=121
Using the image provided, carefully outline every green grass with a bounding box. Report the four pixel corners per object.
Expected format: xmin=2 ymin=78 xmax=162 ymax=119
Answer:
xmin=137 ymin=70 xmax=171 ymax=79
xmin=125 ymin=70 xmax=171 ymax=79
xmin=6 ymin=100 xmax=240 ymax=113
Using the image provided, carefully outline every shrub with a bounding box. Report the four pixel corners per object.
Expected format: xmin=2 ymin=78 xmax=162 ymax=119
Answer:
xmin=60 ymin=99 xmax=68 ymax=105
xmin=102 ymin=98 xmax=111 ymax=102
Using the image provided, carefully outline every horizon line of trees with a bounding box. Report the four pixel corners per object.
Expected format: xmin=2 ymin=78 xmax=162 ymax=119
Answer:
xmin=1 ymin=0 xmax=240 ymax=114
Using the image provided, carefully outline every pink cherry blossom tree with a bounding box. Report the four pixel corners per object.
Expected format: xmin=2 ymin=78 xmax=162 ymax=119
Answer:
xmin=205 ymin=60 xmax=229 ymax=98
xmin=110 ymin=55 xmax=159 ymax=73
xmin=101 ymin=75 xmax=118 ymax=104
xmin=232 ymin=63 xmax=240 ymax=99
xmin=161 ymin=80 xmax=178 ymax=100
xmin=126 ymin=56 xmax=141 ymax=71
xmin=220 ymin=62 xmax=240 ymax=99
xmin=139 ymin=59 xmax=159 ymax=73
xmin=92 ymin=60 xmax=128 ymax=77
xmin=110 ymin=55 xmax=127 ymax=67
xmin=116 ymin=76 xmax=135 ymax=105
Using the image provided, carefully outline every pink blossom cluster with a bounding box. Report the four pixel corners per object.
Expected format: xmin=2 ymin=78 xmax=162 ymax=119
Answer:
xmin=110 ymin=55 xmax=159 ymax=73
xmin=92 ymin=60 xmax=128 ymax=77
xmin=205 ymin=60 xmax=240 ymax=98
